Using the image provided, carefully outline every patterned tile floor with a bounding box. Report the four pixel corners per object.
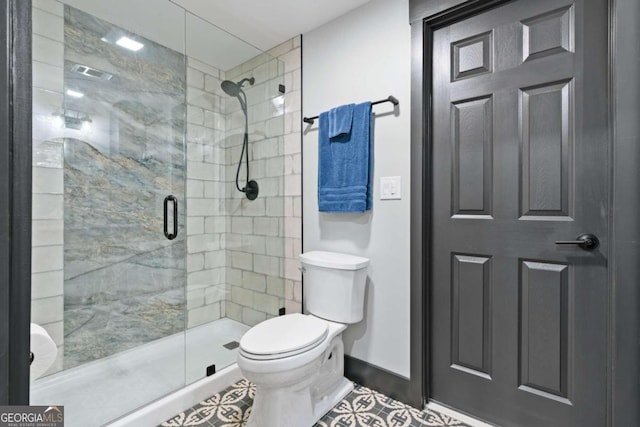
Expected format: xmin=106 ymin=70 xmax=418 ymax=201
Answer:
xmin=160 ymin=379 xmax=471 ymax=427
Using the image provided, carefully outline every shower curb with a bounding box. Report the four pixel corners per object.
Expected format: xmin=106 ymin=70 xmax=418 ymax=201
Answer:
xmin=107 ymin=364 xmax=243 ymax=427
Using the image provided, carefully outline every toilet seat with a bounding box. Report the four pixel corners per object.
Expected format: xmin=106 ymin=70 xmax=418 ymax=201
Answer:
xmin=239 ymin=314 xmax=329 ymax=361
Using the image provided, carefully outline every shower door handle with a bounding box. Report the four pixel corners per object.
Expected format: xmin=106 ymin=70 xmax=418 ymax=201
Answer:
xmin=164 ymin=195 xmax=178 ymax=240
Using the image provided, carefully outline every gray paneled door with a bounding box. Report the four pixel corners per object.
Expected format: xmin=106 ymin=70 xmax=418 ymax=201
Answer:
xmin=430 ymin=0 xmax=609 ymax=425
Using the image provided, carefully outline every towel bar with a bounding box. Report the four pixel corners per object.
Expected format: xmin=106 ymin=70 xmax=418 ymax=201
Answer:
xmin=303 ymin=95 xmax=399 ymax=125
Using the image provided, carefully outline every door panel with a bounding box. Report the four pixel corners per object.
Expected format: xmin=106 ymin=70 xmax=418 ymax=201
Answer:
xmin=520 ymin=80 xmax=573 ymax=218
xmin=519 ymin=260 xmax=571 ymax=400
xmin=451 ymin=254 xmax=492 ymax=376
xmin=452 ymin=96 xmax=493 ymax=216
xmin=430 ymin=0 xmax=609 ymax=425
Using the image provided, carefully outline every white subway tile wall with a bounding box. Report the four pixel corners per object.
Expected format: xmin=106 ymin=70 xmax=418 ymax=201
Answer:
xmin=223 ymin=37 xmax=302 ymax=325
xmin=31 ymin=0 xmax=65 ymax=375
xmin=185 ymin=57 xmax=228 ymax=329
xmin=186 ymin=38 xmax=303 ymax=326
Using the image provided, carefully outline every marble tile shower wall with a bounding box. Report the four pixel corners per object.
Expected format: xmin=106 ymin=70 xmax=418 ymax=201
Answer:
xmin=223 ymin=37 xmax=302 ymax=325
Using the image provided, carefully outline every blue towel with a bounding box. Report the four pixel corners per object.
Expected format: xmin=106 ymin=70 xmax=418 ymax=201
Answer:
xmin=328 ymin=104 xmax=354 ymax=138
xmin=318 ymin=101 xmax=372 ymax=213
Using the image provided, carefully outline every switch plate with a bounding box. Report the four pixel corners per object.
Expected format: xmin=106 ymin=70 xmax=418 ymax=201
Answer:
xmin=380 ymin=176 xmax=401 ymax=200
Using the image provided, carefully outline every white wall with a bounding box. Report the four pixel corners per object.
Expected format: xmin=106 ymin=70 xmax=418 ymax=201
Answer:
xmin=302 ymin=0 xmax=411 ymax=377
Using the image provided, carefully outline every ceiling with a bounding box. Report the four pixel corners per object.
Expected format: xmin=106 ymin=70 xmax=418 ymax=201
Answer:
xmin=170 ymin=0 xmax=372 ymax=51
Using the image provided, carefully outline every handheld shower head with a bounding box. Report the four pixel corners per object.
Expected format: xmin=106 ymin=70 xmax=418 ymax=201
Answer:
xmin=220 ymin=76 xmax=259 ymax=200
xmin=220 ymin=77 xmax=255 ymax=97
xmin=220 ymin=80 xmax=239 ymax=97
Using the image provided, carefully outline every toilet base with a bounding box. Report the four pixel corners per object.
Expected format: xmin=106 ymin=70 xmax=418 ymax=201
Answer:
xmin=246 ymin=376 xmax=353 ymax=427
xmin=312 ymin=376 xmax=353 ymax=421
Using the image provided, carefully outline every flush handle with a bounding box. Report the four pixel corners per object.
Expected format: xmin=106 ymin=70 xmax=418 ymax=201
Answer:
xmin=555 ymin=233 xmax=599 ymax=251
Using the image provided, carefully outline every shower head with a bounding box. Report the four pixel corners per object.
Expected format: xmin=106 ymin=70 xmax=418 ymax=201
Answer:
xmin=220 ymin=77 xmax=255 ymax=97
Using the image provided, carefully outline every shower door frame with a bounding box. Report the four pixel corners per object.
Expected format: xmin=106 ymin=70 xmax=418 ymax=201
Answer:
xmin=0 ymin=0 xmax=32 ymax=405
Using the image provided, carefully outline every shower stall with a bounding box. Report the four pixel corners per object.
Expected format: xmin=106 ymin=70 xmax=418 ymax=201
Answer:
xmin=29 ymin=0 xmax=296 ymax=425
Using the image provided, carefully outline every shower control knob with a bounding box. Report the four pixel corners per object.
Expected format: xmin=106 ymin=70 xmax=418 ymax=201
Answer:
xmin=244 ymin=180 xmax=259 ymax=201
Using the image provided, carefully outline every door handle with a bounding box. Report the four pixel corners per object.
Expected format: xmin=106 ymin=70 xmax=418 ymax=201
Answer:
xmin=164 ymin=195 xmax=178 ymax=240
xmin=555 ymin=233 xmax=599 ymax=251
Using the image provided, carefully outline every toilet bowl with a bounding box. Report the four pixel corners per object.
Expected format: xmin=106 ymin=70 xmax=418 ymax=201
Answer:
xmin=238 ymin=314 xmax=351 ymax=427
xmin=237 ymin=251 xmax=369 ymax=427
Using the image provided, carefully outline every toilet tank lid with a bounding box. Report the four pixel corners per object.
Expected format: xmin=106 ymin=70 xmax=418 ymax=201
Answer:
xmin=299 ymin=251 xmax=369 ymax=270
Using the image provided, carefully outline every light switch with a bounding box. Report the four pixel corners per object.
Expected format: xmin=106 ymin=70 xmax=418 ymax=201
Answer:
xmin=380 ymin=176 xmax=401 ymax=200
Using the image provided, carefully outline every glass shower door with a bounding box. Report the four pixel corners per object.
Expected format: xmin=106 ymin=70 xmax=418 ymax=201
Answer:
xmin=30 ymin=2 xmax=187 ymax=425
xmin=61 ymin=5 xmax=186 ymax=369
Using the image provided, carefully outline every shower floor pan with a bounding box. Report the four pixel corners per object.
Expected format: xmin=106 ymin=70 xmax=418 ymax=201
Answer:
xmin=30 ymin=318 xmax=250 ymax=427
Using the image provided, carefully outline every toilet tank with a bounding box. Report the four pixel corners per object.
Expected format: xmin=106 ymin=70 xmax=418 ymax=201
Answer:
xmin=299 ymin=251 xmax=369 ymax=324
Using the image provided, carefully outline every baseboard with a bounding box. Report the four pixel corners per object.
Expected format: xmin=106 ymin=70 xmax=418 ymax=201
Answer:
xmin=427 ymin=401 xmax=497 ymax=427
xmin=344 ymin=355 xmax=419 ymax=408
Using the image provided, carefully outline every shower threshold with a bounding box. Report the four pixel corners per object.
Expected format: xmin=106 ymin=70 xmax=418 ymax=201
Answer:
xmin=30 ymin=318 xmax=249 ymax=427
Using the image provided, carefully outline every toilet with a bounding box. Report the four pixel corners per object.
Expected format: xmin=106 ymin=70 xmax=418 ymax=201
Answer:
xmin=237 ymin=250 xmax=369 ymax=427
